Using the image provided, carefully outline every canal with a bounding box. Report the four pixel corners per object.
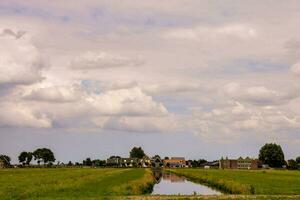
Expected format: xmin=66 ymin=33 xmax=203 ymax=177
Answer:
xmin=151 ymin=170 xmax=221 ymax=195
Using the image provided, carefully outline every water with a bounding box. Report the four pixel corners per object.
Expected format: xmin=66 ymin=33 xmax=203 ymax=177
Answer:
xmin=151 ymin=171 xmax=221 ymax=195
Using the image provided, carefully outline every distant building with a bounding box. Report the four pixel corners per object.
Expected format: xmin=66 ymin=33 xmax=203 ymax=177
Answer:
xmin=0 ymin=160 xmax=4 ymax=168
xmin=106 ymin=156 xmax=121 ymax=166
xmin=151 ymin=156 xmax=163 ymax=168
xmin=164 ymin=157 xmax=186 ymax=168
xmin=121 ymin=158 xmax=138 ymax=167
xmin=139 ymin=156 xmax=151 ymax=167
xmin=202 ymin=161 xmax=219 ymax=169
xmin=219 ymin=157 xmax=259 ymax=169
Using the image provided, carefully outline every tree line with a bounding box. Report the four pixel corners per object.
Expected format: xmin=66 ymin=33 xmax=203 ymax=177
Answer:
xmin=0 ymin=144 xmax=300 ymax=169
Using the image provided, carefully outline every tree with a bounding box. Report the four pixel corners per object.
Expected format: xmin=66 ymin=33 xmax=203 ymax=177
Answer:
xmin=129 ymin=147 xmax=146 ymax=159
xmin=288 ymin=159 xmax=298 ymax=170
xmin=18 ymin=151 xmax=33 ymax=166
xmin=92 ymin=159 xmax=106 ymax=167
xmin=0 ymin=155 xmax=11 ymax=167
xmin=296 ymin=156 xmax=300 ymax=164
xmin=67 ymin=161 xmax=73 ymax=167
xmin=198 ymin=159 xmax=207 ymax=165
xmin=259 ymin=143 xmax=285 ymax=168
xmin=83 ymin=158 xmax=92 ymax=166
xmin=33 ymin=148 xmax=55 ymax=165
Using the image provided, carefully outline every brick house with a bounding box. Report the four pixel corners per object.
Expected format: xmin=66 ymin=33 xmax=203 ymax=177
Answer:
xmin=219 ymin=157 xmax=259 ymax=169
xmin=164 ymin=157 xmax=186 ymax=168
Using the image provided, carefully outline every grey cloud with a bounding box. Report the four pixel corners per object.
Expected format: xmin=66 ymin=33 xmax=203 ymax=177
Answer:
xmin=0 ymin=29 xmax=26 ymax=39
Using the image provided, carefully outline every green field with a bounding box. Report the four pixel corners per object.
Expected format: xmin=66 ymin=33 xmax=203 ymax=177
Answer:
xmin=169 ymin=169 xmax=300 ymax=195
xmin=0 ymin=168 xmax=154 ymax=200
xmin=1 ymin=168 xmax=300 ymax=200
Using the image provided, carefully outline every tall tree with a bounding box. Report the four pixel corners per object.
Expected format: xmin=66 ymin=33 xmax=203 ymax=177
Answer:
xmin=129 ymin=147 xmax=146 ymax=159
xmin=0 ymin=155 xmax=11 ymax=167
xmin=33 ymin=148 xmax=55 ymax=165
xmin=83 ymin=158 xmax=92 ymax=166
xmin=259 ymin=143 xmax=285 ymax=168
xmin=296 ymin=156 xmax=300 ymax=164
xmin=18 ymin=151 xmax=33 ymax=165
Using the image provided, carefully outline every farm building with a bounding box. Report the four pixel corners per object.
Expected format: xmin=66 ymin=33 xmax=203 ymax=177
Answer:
xmin=219 ymin=157 xmax=259 ymax=169
xmin=164 ymin=157 xmax=186 ymax=168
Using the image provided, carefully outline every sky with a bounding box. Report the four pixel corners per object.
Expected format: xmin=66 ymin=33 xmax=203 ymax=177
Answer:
xmin=0 ymin=0 xmax=300 ymax=163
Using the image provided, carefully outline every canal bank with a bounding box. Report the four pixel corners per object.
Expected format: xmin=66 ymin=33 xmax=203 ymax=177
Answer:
xmin=151 ymin=170 xmax=221 ymax=195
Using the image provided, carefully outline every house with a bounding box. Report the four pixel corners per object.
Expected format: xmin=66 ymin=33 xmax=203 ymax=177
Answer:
xmin=121 ymin=158 xmax=138 ymax=167
xmin=139 ymin=156 xmax=151 ymax=167
xmin=219 ymin=157 xmax=259 ymax=169
xmin=0 ymin=160 xmax=4 ymax=168
xmin=151 ymin=156 xmax=163 ymax=168
xmin=164 ymin=157 xmax=186 ymax=168
xmin=106 ymin=156 xmax=121 ymax=166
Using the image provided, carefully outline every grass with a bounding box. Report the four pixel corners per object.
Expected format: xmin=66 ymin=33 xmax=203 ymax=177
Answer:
xmin=1 ymin=168 xmax=300 ymax=200
xmin=169 ymin=168 xmax=300 ymax=195
xmin=116 ymin=195 xmax=300 ymax=200
xmin=0 ymin=168 xmax=155 ymax=200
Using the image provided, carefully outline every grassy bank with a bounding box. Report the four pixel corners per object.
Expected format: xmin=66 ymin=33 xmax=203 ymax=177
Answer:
xmin=169 ymin=169 xmax=300 ymax=195
xmin=0 ymin=168 xmax=155 ymax=200
xmin=116 ymin=195 xmax=300 ymax=200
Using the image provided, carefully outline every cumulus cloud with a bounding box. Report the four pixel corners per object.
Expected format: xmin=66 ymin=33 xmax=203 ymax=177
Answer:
xmin=0 ymin=102 xmax=52 ymax=128
xmin=23 ymin=86 xmax=80 ymax=103
xmin=223 ymin=82 xmax=299 ymax=105
xmin=0 ymin=29 xmax=45 ymax=85
xmin=188 ymin=101 xmax=300 ymax=141
xmin=0 ymin=0 xmax=300 ymax=149
xmin=93 ymin=115 xmax=178 ymax=133
xmin=87 ymin=87 xmax=168 ymax=116
xmin=70 ymin=51 xmax=144 ymax=70
xmin=11 ymin=85 xmax=170 ymax=130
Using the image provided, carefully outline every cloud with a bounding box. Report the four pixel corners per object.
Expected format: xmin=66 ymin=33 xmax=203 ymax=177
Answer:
xmin=223 ymin=82 xmax=299 ymax=105
xmin=290 ymin=62 xmax=300 ymax=75
xmin=0 ymin=84 xmax=172 ymax=132
xmin=0 ymin=28 xmax=45 ymax=86
xmin=0 ymin=102 xmax=52 ymax=128
xmin=23 ymin=86 xmax=80 ymax=103
xmin=0 ymin=29 xmax=26 ymax=39
xmin=93 ymin=115 xmax=178 ymax=133
xmin=87 ymin=87 xmax=168 ymax=116
xmin=163 ymin=24 xmax=257 ymax=41
xmin=70 ymin=51 xmax=144 ymax=70
xmin=187 ymin=101 xmax=300 ymax=141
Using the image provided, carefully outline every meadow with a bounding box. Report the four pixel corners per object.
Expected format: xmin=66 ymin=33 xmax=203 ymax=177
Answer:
xmin=1 ymin=168 xmax=300 ymax=200
xmin=169 ymin=169 xmax=300 ymax=195
xmin=0 ymin=168 xmax=154 ymax=200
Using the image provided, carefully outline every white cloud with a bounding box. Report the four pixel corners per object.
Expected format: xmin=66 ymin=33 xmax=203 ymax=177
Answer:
xmin=70 ymin=51 xmax=144 ymax=70
xmin=290 ymin=62 xmax=300 ymax=75
xmin=87 ymin=87 xmax=168 ymax=116
xmin=188 ymin=101 xmax=300 ymax=141
xmin=93 ymin=115 xmax=178 ymax=133
xmin=0 ymin=102 xmax=52 ymax=128
xmin=223 ymin=82 xmax=299 ymax=105
xmin=23 ymin=85 xmax=80 ymax=103
xmin=163 ymin=24 xmax=257 ymax=41
xmin=0 ymin=29 xmax=45 ymax=85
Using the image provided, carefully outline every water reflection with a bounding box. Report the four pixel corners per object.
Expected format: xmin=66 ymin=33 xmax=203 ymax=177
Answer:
xmin=152 ymin=171 xmax=221 ymax=195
